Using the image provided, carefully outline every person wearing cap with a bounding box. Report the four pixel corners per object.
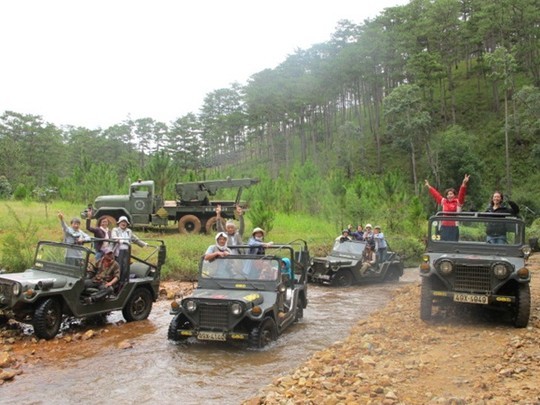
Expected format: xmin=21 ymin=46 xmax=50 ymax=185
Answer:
xmin=363 ymin=224 xmax=374 ymax=242
xmin=373 ymin=225 xmax=388 ymax=262
xmin=248 ymin=227 xmax=273 ymax=255
xmin=215 ymin=204 xmax=245 ymax=254
xmin=85 ymin=207 xmax=111 ymax=260
xmin=360 ymin=242 xmax=377 ymax=276
xmin=84 ymin=248 xmax=120 ymax=303
xmin=111 ymin=216 xmax=148 ymax=282
xmin=335 ymin=229 xmax=352 ymax=243
xmin=58 ymin=211 xmax=91 ymax=266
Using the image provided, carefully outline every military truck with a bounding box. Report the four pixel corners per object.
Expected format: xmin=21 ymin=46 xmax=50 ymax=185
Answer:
xmin=167 ymin=241 xmax=310 ymax=348
xmin=0 ymin=239 xmax=166 ymax=339
xmin=82 ymin=177 xmax=259 ymax=234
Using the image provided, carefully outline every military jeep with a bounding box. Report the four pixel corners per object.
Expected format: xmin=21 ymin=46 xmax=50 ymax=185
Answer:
xmin=308 ymin=240 xmax=404 ymax=287
xmin=419 ymin=212 xmax=532 ymax=327
xmin=0 ymin=239 xmax=166 ymax=339
xmin=168 ymin=241 xmax=309 ymax=348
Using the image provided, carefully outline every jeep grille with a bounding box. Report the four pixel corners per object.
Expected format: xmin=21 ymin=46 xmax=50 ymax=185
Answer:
xmin=454 ymin=265 xmax=491 ymax=293
xmin=199 ymin=303 xmax=229 ymax=329
xmin=0 ymin=281 xmax=13 ymax=302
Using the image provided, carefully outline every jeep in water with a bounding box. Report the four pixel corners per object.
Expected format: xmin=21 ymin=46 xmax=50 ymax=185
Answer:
xmin=0 ymin=240 xmax=166 ymax=339
xmin=308 ymin=240 xmax=404 ymax=287
xmin=167 ymin=241 xmax=309 ymax=348
xmin=419 ymin=212 xmax=532 ymax=327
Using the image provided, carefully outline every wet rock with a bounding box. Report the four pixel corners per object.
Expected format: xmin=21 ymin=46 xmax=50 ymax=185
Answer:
xmin=82 ymin=330 xmax=95 ymax=340
xmin=0 ymin=351 xmax=13 ymax=368
xmin=117 ymin=340 xmax=133 ymax=350
xmin=0 ymin=369 xmax=16 ymax=381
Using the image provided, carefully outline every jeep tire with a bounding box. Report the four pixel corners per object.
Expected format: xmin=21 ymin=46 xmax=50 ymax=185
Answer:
xmin=33 ymin=298 xmax=62 ymax=340
xmin=331 ymin=269 xmax=353 ymax=287
xmin=122 ymin=287 xmax=153 ymax=322
xmin=249 ymin=317 xmax=277 ymax=348
xmin=420 ymin=277 xmax=433 ymax=321
xmin=513 ymin=283 xmax=531 ymax=328
xmin=205 ymin=216 xmax=225 ymax=234
xmin=168 ymin=313 xmax=192 ymax=341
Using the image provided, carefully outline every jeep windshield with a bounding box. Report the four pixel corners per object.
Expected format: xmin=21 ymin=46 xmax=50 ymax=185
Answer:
xmin=332 ymin=240 xmax=365 ymax=256
xmin=428 ymin=213 xmax=525 ymax=247
xmin=200 ymin=256 xmax=281 ymax=282
xmin=33 ymin=242 xmax=90 ymax=278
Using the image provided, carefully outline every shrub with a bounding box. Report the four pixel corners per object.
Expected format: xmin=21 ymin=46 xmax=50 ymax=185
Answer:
xmin=0 ymin=206 xmax=39 ymax=272
xmin=0 ymin=176 xmax=12 ymax=199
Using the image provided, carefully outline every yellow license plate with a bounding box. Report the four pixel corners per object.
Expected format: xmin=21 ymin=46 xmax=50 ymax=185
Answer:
xmin=454 ymin=293 xmax=488 ymax=304
xmin=197 ymin=331 xmax=227 ymax=341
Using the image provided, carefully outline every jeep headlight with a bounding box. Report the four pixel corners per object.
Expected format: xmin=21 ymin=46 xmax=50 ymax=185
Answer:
xmin=184 ymin=300 xmax=197 ymax=313
xmin=492 ymin=263 xmax=509 ymax=280
xmin=12 ymin=283 xmax=21 ymax=296
xmin=437 ymin=260 xmax=453 ymax=275
xmin=230 ymin=302 xmax=243 ymax=316
xmin=325 ymin=262 xmax=330 ymax=269
xmin=521 ymin=245 xmax=532 ymax=258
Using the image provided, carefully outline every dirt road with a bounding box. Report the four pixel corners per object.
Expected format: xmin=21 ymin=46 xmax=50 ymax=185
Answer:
xmin=244 ymin=255 xmax=540 ymax=404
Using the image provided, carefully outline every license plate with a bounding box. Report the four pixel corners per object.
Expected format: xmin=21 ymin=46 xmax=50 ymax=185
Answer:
xmin=197 ymin=331 xmax=227 ymax=341
xmin=454 ymin=293 xmax=488 ymax=304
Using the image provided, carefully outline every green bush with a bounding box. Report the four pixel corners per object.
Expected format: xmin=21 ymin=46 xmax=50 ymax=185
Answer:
xmin=0 ymin=176 xmax=12 ymax=199
xmin=13 ymin=183 xmax=29 ymax=200
xmin=0 ymin=206 xmax=38 ymax=272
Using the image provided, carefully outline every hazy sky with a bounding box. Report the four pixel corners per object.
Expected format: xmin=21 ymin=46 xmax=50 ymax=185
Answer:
xmin=0 ymin=0 xmax=409 ymax=129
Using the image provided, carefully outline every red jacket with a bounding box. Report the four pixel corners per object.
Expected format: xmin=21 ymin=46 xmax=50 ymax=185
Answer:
xmin=428 ymin=184 xmax=467 ymax=226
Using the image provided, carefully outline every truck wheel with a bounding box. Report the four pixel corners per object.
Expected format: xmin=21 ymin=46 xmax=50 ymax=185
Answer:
xmin=168 ymin=313 xmax=192 ymax=342
xmin=249 ymin=317 xmax=277 ymax=348
xmin=122 ymin=288 xmax=153 ymax=322
xmin=33 ymin=298 xmax=62 ymax=340
xmin=205 ymin=216 xmax=225 ymax=234
xmin=513 ymin=283 xmax=531 ymax=328
xmin=178 ymin=215 xmax=202 ymax=234
xmin=331 ymin=269 xmax=353 ymax=287
xmin=420 ymin=277 xmax=433 ymax=321
xmin=384 ymin=267 xmax=401 ymax=282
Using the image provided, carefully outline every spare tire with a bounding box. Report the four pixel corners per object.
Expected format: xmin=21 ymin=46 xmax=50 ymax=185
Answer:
xmin=178 ymin=215 xmax=202 ymax=234
xmin=205 ymin=216 xmax=225 ymax=234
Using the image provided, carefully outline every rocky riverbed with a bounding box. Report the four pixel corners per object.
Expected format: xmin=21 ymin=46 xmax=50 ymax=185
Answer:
xmin=244 ymin=254 xmax=540 ymax=405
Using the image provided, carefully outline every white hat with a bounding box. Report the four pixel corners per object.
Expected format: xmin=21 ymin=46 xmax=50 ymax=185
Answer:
xmin=118 ymin=216 xmax=130 ymax=225
xmin=252 ymin=227 xmax=265 ymax=236
xmin=215 ymin=232 xmax=228 ymax=241
xmin=365 ymin=223 xmax=372 ymax=229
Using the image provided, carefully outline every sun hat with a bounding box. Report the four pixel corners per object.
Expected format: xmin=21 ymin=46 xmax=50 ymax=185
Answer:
xmin=215 ymin=232 xmax=228 ymax=241
xmin=118 ymin=216 xmax=130 ymax=225
xmin=252 ymin=227 xmax=265 ymax=236
xmin=365 ymin=223 xmax=372 ymax=229
xmin=374 ymin=225 xmax=381 ymax=230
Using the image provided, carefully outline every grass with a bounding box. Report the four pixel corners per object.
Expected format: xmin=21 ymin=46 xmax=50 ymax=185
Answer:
xmin=0 ymin=200 xmax=340 ymax=280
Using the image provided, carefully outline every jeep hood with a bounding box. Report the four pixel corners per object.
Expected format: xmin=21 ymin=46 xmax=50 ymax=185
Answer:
xmin=312 ymin=256 xmax=355 ymax=266
xmin=191 ymin=289 xmax=265 ymax=305
xmin=0 ymin=270 xmax=69 ymax=288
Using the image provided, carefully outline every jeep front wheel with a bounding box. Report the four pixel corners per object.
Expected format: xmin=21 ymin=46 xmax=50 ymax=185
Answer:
xmin=168 ymin=313 xmax=192 ymax=342
xmin=249 ymin=317 xmax=277 ymax=348
xmin=33 ymin=298 xmax=62 ymax=340
xmin=332 ymin=269 xmax=353 ymax=287
xmin=178 ymin=215 xmax=202 ymax=234
xmin=513 ymin=283 xmax=531 ymax=328
xmin=122 ymin=288 xmax=153 ymax=322
xmin=420 ymin=277 xmax=433 ymax=321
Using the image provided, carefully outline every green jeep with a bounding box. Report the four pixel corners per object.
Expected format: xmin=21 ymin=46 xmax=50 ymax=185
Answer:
xmin=0 ymin=240 xmax=166 ymax=339
xmin=419 ymin=212 xmax=532 ymax=327
xmin=168 ymin=241 xmax=310 ymax=348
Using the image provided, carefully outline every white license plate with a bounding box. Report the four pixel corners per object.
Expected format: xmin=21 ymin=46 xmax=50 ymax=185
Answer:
xmin=197 ymin=331 xmax=227 ymax=341
xmin=454 ymin=293 xmax=488 ymax=304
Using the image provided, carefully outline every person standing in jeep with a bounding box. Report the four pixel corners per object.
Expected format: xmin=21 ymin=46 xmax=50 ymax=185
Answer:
xmin=111 ymin=216 xmax=147 ymax=282
xmin=424 ymin=174 xmax=470 ymax=241
xmin=216 ymin=204 xmax=244 ymax=254
xmin=485 ymin=191 xmax=520 ymax=244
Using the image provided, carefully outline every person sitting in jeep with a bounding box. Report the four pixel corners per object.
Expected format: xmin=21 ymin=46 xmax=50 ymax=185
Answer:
xmin=84 ymin=248 xmax=120 ymax=303
xmin=359 ymin=242 xmax=377 ymax=276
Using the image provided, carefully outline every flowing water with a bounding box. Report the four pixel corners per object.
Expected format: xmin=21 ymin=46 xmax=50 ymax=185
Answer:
xmin=2 ymin=270 xmax=418 ymax=405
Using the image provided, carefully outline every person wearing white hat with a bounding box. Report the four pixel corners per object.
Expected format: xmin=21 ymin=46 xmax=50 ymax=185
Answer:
xmin=111 ymin=216 xmax=147 ymax=282
xmin=204 ymin=232 xmax=231 ymax=261
xmin=363 ymin=224 xmax=374 ymax=243
xmin=215 ymin=204 xmax=245 ymax=254
xmin=248 ymin=227 xmax=273 ymax=255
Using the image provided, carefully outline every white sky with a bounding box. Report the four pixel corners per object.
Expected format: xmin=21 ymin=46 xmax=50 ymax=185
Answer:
xmin=0 ymin=0 xmax=409 ymax=129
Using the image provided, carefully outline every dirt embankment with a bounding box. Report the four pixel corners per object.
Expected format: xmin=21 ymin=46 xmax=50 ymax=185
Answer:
xmin=244 ymin=255 xmax=540 ymax=405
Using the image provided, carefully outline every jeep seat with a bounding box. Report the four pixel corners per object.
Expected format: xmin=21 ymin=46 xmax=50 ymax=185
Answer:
xmin=130 ymin=262 xmax=151 ymax=278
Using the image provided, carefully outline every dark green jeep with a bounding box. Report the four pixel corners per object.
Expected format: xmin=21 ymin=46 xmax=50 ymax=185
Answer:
xmin=168 ymin=241 xmax=310 ymax=348
xmin=420 ymin=212 xmax=532 ymax=327
xmin=0 ymin=240 xmax=166 ymax=339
